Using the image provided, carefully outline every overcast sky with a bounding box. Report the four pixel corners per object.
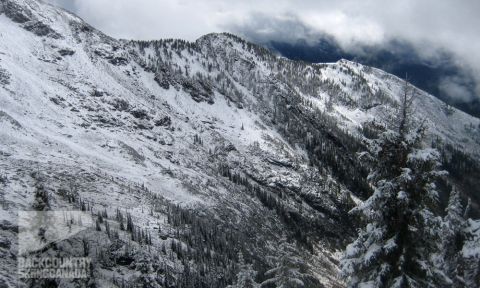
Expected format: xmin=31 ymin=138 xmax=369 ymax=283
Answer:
xmin=49 ymin=0 xmax=480 ymax=99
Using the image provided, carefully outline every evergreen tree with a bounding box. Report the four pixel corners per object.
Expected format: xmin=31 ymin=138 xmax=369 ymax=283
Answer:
xmin=133 ymin=253 xmax=162 ymax=288
xmin=441 ymin=188 xmax=467 ymax=287
xmin=32 ymin=179 xmax=50 ymax=211
xmin=341 ymin=80 xmax=449 ymax=287
xmin=442 ymin=190 xmax=480 ymax=288
xmin=462 ymin=219 xmax=480 ymax=287
xmin=229 ymin=252 xmax=259 ymax=288
xmin=261 ymin=236 xmax=312 ymax=288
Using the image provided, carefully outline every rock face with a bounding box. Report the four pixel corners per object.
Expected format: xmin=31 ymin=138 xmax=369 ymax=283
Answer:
xmin=23 ymin=20 xmax=61 ymax=38
xmin=1 ymin=0 xmax=480 ymax=287
xmin=1 ymin=0 xmax=32 ymax=23
xmin=180 ymin=77 xmax=214 ymax=103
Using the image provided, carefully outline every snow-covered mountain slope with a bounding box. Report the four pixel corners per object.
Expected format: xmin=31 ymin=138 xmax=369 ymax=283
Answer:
xmin=0 ymin=0 xmax=479 ymax=287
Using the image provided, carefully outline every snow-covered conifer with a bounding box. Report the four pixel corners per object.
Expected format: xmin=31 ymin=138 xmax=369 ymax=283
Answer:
xmin=262 ymin=236 xmax=314 ymax=288
xmin=228 ymin=251 xmax=259 ymax=288
xmin=341 ymin=80 xmax=450 ymax=287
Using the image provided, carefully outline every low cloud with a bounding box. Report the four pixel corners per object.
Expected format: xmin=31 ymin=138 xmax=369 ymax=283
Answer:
xmin=439 ymin=76 xmax=475 ymax=103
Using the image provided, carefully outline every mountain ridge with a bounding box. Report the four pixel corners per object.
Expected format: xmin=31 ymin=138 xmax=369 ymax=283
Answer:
xmin=263 ymin=36 xmax=480 ymax=119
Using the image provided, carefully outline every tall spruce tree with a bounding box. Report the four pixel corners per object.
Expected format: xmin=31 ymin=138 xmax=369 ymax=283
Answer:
xmin=228 ymin=252 xmax=259 ymax=288
xmin=462 ymin=219 xmax=480 ymax=287
xmin=442 ymin=189 xmax=480 ymax=288
xmin=341 ymin=80 xmax=449 ymax=287
xmin=441 ymin=188 xmax=467 ymax=287
xmin=261 ymin=235 xmax=313 ymax=288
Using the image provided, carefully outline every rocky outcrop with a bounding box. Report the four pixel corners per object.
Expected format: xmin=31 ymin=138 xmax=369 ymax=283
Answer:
xmin=1 ymin=0 xmax=32 ymax=23
xmin=23 ymin=20 xmax=61 ymax=38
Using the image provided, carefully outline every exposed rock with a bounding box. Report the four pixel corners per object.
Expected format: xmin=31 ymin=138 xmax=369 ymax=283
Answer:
xmin=154 ymin=116 xmax=171 ymax=127
xmin=0 ymin=236 xmax=11 ymax=249
xmin=157 ymin=134 xmax=174 ymax=145
xmin=0 ymin=67 xmax=10 ymax=86
xmin=111 ymin=98 xmax=130 ymax=111
xmin=109 ymin=56 xmax=128 ymax=66
xmin=214 ymin=142 xmax=237 ymax=156
xmin=181 ymin=78 xmax=214 ymax=103
xmin=91 ymin=115 xmax=123 ymax=127
xmin=23 ymin=21 xmax=61 ymax=38
xmin=58 ymin=49 xmax=75 ymax=56
xmin=135 ymin=120 xmax=153 ymax=130
xmin=0 ymin=111 xmax=22 ymax=129
xmin=130 ymin=108 xmax=149 ymax=119
xmin=224 ymin=143 xmax=236 ymax=153
xmin=49 ymin=96 xmax=65 ymax=106
xmin=94 ymin=48 xmax=112 ymax=59
xmin=116 ymin=255 xmax=134 ymax=266
xmin=91 ymin=89 xmax=106 ymax=97
xmin=266 ymin=157 xmax=294 ymax=168
xmin=0 ymin=220 xmax=18 ymax=233
xmin=2 ymin=0 xmax=32 ymax=23
xmin=118 ymin=141 xmax=145 ymax=164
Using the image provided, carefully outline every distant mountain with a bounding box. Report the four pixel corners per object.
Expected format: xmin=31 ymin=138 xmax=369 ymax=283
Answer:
xmin=265 ymin=37 xmax=480 ymax=118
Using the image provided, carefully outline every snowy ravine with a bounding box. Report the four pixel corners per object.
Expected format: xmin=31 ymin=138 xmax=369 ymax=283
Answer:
xmin=0 ymin=0 xmax=480 ymax=287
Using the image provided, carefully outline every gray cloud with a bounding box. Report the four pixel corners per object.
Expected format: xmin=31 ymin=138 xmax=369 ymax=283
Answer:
xmin=439 ymin=76 xmax=475 ymax=103
xmin=48 ymin=0 xmax=480 ymax=103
